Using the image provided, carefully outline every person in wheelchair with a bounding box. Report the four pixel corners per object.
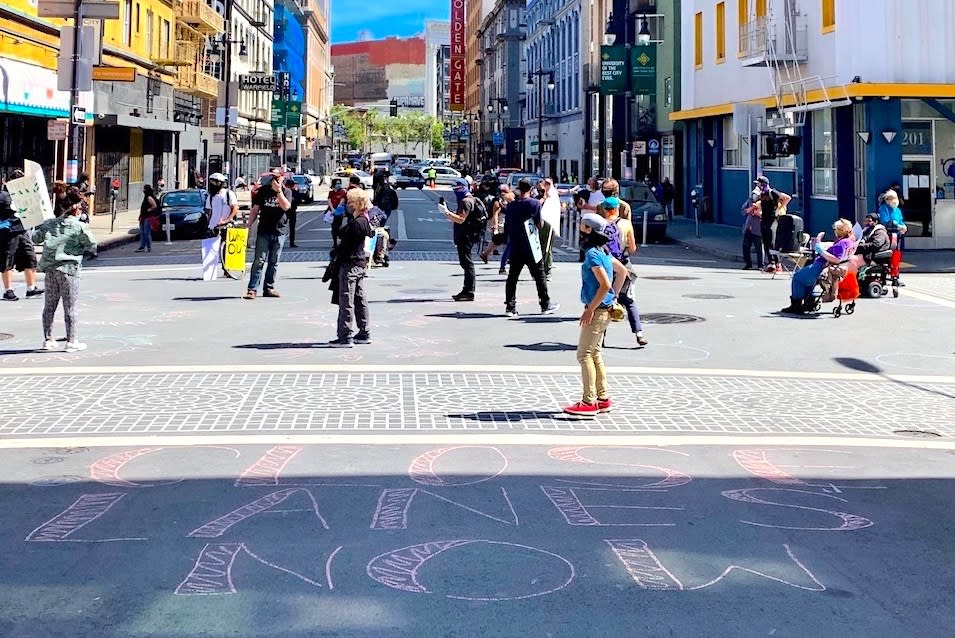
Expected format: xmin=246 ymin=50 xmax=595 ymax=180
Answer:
xmin=781 ymin=218 xmax=855 ymax=314
xmin=856 ymin=213 xmax=892 ymax=265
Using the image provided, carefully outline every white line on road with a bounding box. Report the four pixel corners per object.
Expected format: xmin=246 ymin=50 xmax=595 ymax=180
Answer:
xmin=896 ymin=288 xmax=955 ymax=310
xmin=0 ymin=363 xmax=953 ymax=384
xmin=0 ymin=433 xmax=951 ymax=451
xmin=395 ymin=208 xmax=408 ymax=240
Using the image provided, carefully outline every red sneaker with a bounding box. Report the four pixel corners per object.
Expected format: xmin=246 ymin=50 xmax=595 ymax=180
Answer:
xmin=596 ymin=398 xmax=613 ymax=413
xmin=562 ymin=401 xmax=598 ymax=417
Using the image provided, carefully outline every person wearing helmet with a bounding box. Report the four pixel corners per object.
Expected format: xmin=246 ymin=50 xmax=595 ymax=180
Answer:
xmin=205 ymin=172 xmax=238 ymax=236
xmin=751 ymin=175 xmax=791 ymax=273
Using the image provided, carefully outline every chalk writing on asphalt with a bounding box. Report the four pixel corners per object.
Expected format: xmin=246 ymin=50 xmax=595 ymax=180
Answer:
xmin=18 ymin=445 xmax=887 ymax=599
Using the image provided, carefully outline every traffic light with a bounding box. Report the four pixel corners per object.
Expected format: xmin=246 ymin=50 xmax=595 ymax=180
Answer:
xmin=389 ymin=99 xmax=398 ymax=117
xmin=762 ymin=133 xmax=802 ymax=159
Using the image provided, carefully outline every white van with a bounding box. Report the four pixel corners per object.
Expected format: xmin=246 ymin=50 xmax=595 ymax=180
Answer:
xmin=370 ymin=152 xmax=393 ymax=173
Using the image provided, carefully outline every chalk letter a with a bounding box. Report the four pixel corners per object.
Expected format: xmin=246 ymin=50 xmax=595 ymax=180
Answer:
xmin=370 ymin=488 xmax=518 ymax=530
xmin=189 ymin=489 xmax=328 ymax=538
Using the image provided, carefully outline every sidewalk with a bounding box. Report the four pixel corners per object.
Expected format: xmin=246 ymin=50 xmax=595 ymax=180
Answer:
xmin=667 ymin=216 xmax=955 ymax=273
xmin=88 ymin=208 xmax=142 ymax=252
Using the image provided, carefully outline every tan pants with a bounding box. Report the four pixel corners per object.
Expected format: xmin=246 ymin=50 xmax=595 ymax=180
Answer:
xmin=576 ymin=307 xmax=612 ymax=404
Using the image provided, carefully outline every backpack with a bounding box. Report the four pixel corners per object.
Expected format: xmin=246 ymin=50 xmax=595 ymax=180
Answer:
xmin=605 ymin=218 xmax=626 ymax=261
xmin=465 ymin=196 xmax=488 ymax=233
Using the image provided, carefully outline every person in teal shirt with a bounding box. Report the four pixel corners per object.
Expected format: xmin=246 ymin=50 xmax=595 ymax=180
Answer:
xmin=563 ymin=213 xmax=627 ymax=418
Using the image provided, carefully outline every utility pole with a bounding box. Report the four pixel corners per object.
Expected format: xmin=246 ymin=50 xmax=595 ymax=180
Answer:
xmin=222 ymin=0 xmax=234 ymax=182
xmin=67 ymin=1 xmax=86 ymax=184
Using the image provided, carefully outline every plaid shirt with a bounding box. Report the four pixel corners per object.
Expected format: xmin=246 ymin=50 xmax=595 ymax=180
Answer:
xmin=32 ymin=217 xmax=97 ymax=275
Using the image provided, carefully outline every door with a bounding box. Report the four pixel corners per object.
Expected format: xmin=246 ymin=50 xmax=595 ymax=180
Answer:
xmin=901 ymin=157 xmax=933 ymax=237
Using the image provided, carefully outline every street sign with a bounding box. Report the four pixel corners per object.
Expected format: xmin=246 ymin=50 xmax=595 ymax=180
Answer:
xmin=47 ymin=120 xmax=68 ymax=141
xmin=648 ymin=138 xmax=661 ymax=156
xmin=39 ymin=0 xmax=119 ymax=19
xmin=71 ymin=106 xmax=87 ymax=125
xmin=492 ymin=131 xmax=504 ymax=146
xmin=57 ymin=25 xmax=95 ymax=91
xmin=92 ymin=66 xmax=135 ymax=82
xmin=599 ymin=45 xmax=627 ymax=96
xmin=631 ymin=47 xmax=657 ymax=97
xmin=633 ymin=140 xmax=647 ymax=156
xmin=239 ymin=74 xmax=275 ymax=91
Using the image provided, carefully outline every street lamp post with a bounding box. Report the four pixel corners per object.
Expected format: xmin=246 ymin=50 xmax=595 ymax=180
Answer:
xmin=527 ymin=69 xmax=555 ymax=176
xmin=208 ymin=5 xmax=247 ymax=182
xmin=486 ymin=98 xmax=508 ymax=168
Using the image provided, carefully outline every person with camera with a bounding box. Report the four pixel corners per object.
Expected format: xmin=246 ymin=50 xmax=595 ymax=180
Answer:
xmin=244 ymin=168 xmax=292 ymax=300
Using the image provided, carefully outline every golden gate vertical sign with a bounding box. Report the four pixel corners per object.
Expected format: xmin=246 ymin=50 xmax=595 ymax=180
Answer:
xmin=449 ymin=0 xmax=465 ymax=111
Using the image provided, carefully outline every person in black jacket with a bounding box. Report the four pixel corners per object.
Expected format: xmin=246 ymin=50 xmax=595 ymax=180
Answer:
xmin=0 ymin=191 xmax=42 ymax=301
xmin=857 ymin=213 xmax=891 ymax=262
xmin=329 ymin=187 xmax=374 ymax=348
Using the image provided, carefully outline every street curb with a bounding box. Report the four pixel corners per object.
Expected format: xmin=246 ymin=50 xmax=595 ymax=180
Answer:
xmin=96 ymin=231 xmax=140 ymax=254
xmin=667 ymin=235 xmax=741 ymax=263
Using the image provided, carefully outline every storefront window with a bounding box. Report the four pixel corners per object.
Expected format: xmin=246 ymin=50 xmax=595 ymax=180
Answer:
xmin=812 ymin=108 xmax=836 ymax=195
xmin=722 ymin=117 xmax=748 ymax=167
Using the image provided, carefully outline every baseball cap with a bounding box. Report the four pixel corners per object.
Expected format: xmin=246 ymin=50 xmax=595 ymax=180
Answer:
xmin=580 ymin=212 xmax=608 ymax=236
xmin=864 ymin=212 xmax=879 ymax=222
xmin=208 ymin=172 xmax=226 ymax=182
xmin=452 ymin=178 xmax=470 ymax=191
xmin=464 ymin=175 xmax=473 ymax=185
xmin=601 ymin=196 xmax=620 ymax=210
xmin=755 ymin=175 xmax=770 ymax=185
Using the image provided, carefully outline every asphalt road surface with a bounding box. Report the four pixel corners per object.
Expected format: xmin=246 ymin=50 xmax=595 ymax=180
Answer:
xmin=1 ymin=186 xmax=955 ymax=637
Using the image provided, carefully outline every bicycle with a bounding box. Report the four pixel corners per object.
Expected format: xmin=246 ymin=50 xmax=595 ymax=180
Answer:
xmin=217 ymin=219 xmax=248 ymax=280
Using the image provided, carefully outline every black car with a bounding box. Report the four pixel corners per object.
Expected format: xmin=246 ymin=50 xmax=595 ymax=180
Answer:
xmin=290 ymin=175 xmax=313 ymax=204
xmin=618 ymin=180 xmax=668 ymax=242
xmin=394 ymin=167 xmax=425 ymax=190
xmin=154 ymin=189 xmax=208 ymax=239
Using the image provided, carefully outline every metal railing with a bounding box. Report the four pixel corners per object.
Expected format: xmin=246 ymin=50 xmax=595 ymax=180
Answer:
xmin=179 ymin=0 xmax=224 ymax=34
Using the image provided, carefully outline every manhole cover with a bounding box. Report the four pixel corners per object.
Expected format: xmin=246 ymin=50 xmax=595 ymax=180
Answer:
xmin=642 ymin=313 xmax=705 ymax=325
xmin=893 ymin=429 xmax=943 ymax=439
xmin=683 ymin=294 xmax=733 ymax=300
xmin=0 ymin=333 xmax=12 ymax=341
xmin=642 ymin=276 xmax=701 ymax=281
xmin=31 ymin=457 xmax=65 ymax=465
xmin=30 ymin=475 xmax=87 ymax=487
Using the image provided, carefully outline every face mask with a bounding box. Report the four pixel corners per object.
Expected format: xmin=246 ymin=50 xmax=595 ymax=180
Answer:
xmin=454 ymin=190 xmax=466 ymax=202
xmin=581 ymin=231 xmax=607 ymax=248
xmin=888 ymin=200 xmax=898 ymax=209
xmin=208 ymin=182 xmax=223 ymax=193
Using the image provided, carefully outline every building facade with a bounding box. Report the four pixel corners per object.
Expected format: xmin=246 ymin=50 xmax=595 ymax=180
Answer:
xmin=477 ymin=0 xmax=526 ymax=171
xmin=525 ymin=0 xmax=583 ymax=180
xmin=331 ymin=36 xmax=426 ymax=113
xmin=424 ymin=20 xmax=450 ymax=119
xmin=0 ymin=0 xmax=218 ymax=212
xmin=273 ymin=0 xmax=306 ymax=169
xmin=674 ymin=0 xmax=955 ymax=248
xmin=302 ymin=0 xmax=332 ymax=175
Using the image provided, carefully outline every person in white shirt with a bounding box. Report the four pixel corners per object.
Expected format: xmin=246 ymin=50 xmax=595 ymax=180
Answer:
xmin=206 ymin=173 xmax=238 ymax=231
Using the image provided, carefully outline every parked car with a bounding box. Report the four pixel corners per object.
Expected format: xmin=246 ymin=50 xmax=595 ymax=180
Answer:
xmin=153 ymin=189 xmax=208 ymax=239
xmin=506 ymin=172 xmax=542 ymax=191
xmin=333 ymin=169 xmax=373 ymax=189
xmin=395 ymin=167 xmax=426 ymax=190
xmin=618 ymin=179 xmax=668 ymax=242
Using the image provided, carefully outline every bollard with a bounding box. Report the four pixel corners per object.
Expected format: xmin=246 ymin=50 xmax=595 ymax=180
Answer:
xmin=109 ymin=189 xmax=117 ymax=234
xmin=641 ymin=207 xmax=649 ymax=248
xmin=164 ymin=209 xmax=173 ymax=245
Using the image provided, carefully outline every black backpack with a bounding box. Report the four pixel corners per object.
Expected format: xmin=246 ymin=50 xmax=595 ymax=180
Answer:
xmin=466 ymin=195 xmax=489 ymax=233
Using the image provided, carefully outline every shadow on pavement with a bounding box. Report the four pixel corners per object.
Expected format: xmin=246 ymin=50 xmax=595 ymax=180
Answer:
xmin=131 ymin=277 xmax=204 ymax=282
xmin=446 ymin=410 xmax=563 ymax=422
xmin=234 ymin=342 xmax=339 ymax=350
xmin=834 ymin=356 xmax=955 ymax=401
xmin=505 ymin=342 xmax=576 ymax=352
xmin=521 ymin=316 xmax=578 ymax=324
xmin=173 ymin=296 xmax=238 ymax=302
xmin=426 ymin=312 xmax=499 ymax=320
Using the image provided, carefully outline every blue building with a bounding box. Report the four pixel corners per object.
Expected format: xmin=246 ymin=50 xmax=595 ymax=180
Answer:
xmin=273 ymin=0 xmax=307 ymax=166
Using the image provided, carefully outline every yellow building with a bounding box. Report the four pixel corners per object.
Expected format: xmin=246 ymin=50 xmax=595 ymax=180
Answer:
xmin=0 ymin=0 xmax=221 ymax=209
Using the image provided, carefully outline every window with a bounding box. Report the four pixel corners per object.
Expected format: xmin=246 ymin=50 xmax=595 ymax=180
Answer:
xmin=723 ymin=117 xmax=749 ymax=167
xmin=738 ymin=0 xmax=748 ymax=54
xmin=145 ymin=10 xmax=152 ymax=55
xmin=161 ymin=19 xmax=169 ymax=59
xmin=694 ymin=12 xmax=703 ymax=68
xmin=812 ymin=109 xmax=837 ymax=195
xmin=134 ymin=3 xmax=140 ymax=34
xmin=123 ymin=0 xmax=132 ymax=45
xmin=822 ymin=0 xmax=835 ymax=32
xmin=716 ymin=2 xmax=726 ymax=62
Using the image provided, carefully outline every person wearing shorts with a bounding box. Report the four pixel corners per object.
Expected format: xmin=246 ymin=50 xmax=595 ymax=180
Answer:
xmin=0 ymin=191 xmax=42 ymax=301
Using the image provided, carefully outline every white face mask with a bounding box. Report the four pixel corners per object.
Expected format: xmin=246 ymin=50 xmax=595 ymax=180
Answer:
xmin=888 ymin=200 xmax=899 ymax=209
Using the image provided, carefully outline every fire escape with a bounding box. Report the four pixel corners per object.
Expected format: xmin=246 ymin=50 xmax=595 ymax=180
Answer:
xmin=738 ymin=0 xmax=850 ymax=128
xmin=152 ymin=0 xmax=223 ymax=101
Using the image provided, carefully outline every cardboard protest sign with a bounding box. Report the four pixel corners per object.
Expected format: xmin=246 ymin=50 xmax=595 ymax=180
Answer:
xmin=6 ymin=161 xmax=54 ymax=228
xmin=223 ymin=227 xmax=248 ymax=271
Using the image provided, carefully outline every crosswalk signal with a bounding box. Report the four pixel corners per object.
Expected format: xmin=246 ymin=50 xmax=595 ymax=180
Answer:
xmin=761 ymin=133 xmax=802 ymax=159
xmin=389 ymin=99 xmax=398 ymax=117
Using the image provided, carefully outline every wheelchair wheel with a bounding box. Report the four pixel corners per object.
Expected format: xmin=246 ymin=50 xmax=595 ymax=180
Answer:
xmin=833 ymin=306 xmax=842 ymax=318
xmin=892 ymin=287 xmax=899 ymax=298
xmin=866 ymin=282 xmax=883 ymax=298
xmin=846 ymin=302 xmax=855 ymax=315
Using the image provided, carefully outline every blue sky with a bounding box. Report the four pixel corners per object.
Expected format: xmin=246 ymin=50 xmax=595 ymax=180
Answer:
xmin=331 ymin=2 xmax=450 ymax=43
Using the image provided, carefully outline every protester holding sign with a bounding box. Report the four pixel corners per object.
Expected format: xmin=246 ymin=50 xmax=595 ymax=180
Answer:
xmin=0 ymin=191 xmax=42 ymax=301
